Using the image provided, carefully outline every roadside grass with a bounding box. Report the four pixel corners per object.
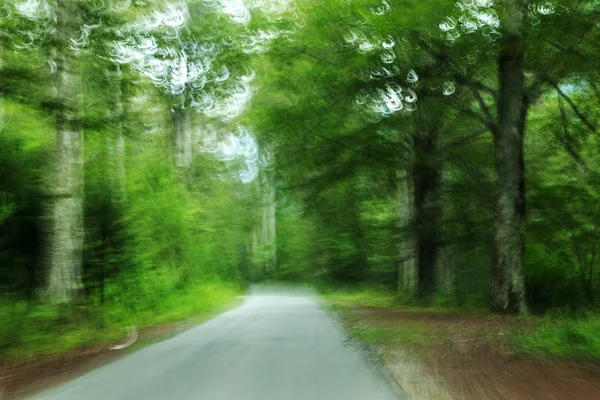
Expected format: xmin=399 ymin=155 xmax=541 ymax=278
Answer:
xmin=320 ymin=285 xmax=395 ymax=308
xmin=0 ymin=281 xmax=242 ymax=364
xmin=321 ymin=285 xmax=483 ymax=314
xmin=322 ymin=287 xmax=433 ymax=361
xmin=351 ymin=323 xmax=428 ymax=348
xmin=322 ymin=287 xmax=600 ymax=362
xmin=514 ymin=318 xmax=600 ymax=361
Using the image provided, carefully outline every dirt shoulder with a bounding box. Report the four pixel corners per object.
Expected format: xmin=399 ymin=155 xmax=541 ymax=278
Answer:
xmin=333 ymin=303 xmax=600 ymax=400
xmin=0 ymin=297 xmax=244 ymax=399
xmin=0 ymin=322 xmax=193 ymax=399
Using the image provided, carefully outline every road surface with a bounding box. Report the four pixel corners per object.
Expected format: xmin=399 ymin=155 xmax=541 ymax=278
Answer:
xmin=34 ymin=288 xmax=403 ymax=400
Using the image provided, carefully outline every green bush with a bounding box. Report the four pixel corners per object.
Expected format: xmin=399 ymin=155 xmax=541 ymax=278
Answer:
xmin=0 ymin=280 xmax=241 ymax=364
xmin=322 ymin=285 xmax=394 ymax=308
xmin=515 ymin=318 xmax=600 ymax=360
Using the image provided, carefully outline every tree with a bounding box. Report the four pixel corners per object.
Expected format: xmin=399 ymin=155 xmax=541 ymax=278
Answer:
xmin=442 ymin=0 xmax=599 ymax=313
xmin=46 ymin=0 xmax=86 ymax=303
xmin=491 ymin=0 xmax=528 ymax=313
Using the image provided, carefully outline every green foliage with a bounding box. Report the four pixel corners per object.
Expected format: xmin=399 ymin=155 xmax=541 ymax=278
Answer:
xmin=0 ymin=281 xmax=240 ymax=363
xmin=352 ymin=325 xmax=395 ymax=346
xmin=248 ymin=0 xmax=600 ymax=315
xmin=515 ymin=318 xmax=600 ymax=361
xmin=323 ymin=286 xmax=394 ymax=308
xmin=2 ymin=0 xmax=600 ymax=365
xmin=0 ymin=101 xmax=52 ymax=297
xmin=0 ymin=48 xmax=253 ymax=365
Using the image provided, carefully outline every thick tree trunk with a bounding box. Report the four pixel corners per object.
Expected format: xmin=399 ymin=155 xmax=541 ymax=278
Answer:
xmin=46 ymin=1 xmax=84 ymax=303
xmin=436 ymin=244 xmax=454 ymax=295
xmin=396 ymin=169 xmax=417 ymax=296
xmin=413 ymin=129 xmax=441 ymax=300
xmin=492 ymin=0 xmax=528 ymax=314
xmin=436 ymin=168 xmax=455 ymax=297
xmin=172 ymin=108 xmax=192 ymax=168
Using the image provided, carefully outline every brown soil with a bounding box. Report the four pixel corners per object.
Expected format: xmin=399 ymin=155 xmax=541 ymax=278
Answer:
xmin=0 ymin=322 xmax=189 ymax=399
xmin=342 ymin=305 xmax=600 ymax=400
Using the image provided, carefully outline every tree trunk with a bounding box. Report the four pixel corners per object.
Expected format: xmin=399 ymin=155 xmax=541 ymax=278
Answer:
xmin=492 ymin=0 xmax=528 ymax=314
xmin=396 ymin=169 xmax=417 ymax=296
xmin=435 ymin=166 xmax=454 ymax=297
xmin=269 ymin=188 xmax=277 ymax=269
xmin=413 ymin=128 xmax=441 ymax=300
xmin=251 ymin=226 xmax=261 ymax=279
xmin=261 ymin=178 xmax=276 ymax=273
xmin=436 ymin=244 xmax=454 ymax=295
xmin=46 ymin=1 xmax=84 ymax=303
xmin=107 ymin=64 xmax=126 ymax=204
xmin=98 ymin=64 xmax=127 ymax=299
xmin=348 ymin=186 xmax=367 ymax=282
xmin=586 ymin=223 xmax=597 ymax=306
xmin=172 ymin=108 xmax=192 ymax=168
xmin=0 ymin=41 xmax=4 ymax=134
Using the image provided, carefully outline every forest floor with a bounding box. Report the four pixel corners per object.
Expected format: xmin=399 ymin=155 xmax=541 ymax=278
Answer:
xmin=0 ymin=296 xmax=243 ymax=399
xmin=325 ymin=290 xmax=600 ymax=400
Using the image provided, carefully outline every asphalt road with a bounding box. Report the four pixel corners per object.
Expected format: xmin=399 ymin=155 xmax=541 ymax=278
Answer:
xmin=34 ymin=288 xmax=403 ymax=400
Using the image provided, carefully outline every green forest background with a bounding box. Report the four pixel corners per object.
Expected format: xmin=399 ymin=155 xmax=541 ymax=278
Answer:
xmin=2 ymin=0 xmax=600 ymax=363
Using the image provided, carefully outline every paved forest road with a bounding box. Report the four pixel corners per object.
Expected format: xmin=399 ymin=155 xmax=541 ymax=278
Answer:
xmin=34 ymin=288 xmax=403 ymax=400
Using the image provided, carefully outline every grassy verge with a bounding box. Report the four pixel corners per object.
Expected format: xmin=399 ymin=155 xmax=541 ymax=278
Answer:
xmin=321 ymin=285 xmax=395 ymax=308
xmin=321 ymin=286 xmax=433 ymax=360
xmin=321 ymin=285 xmax=478 ymax=313
xmin=0 ymin=281 xmax=242 ymax=364
xmin=514 ymin=318 xmax=600 ymax=361
xmin=322 ymin=288 xmax=600 ymax=399
xmin=322 ymin=286 xmax=600 ymax=362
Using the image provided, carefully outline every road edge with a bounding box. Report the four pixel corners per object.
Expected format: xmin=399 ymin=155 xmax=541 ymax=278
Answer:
xmin=4 ymin=297 xmax=246 ymax=400
xmin=317 ymin=296 xmax=408 ymax=400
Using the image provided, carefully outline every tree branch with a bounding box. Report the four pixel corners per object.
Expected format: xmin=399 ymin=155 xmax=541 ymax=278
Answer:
xmin=262 ymin=49 xmax=350 ymax=68
xmin=557 ymin=94 xmax=588 ymax=171
xmin=440 ymin=129 xmax=489 ymax=152
xmin=470 ymin=86 xmax=496 ymax=133
xmin=549 ymin=79 xmax=597 ymax=134
xmin=411 ymin=32 xmax=497 ymax=98
xmin=543 ymin=38 xmax=593 ymax=62
xmin=445 ymin=97 xmax=495 ymax=132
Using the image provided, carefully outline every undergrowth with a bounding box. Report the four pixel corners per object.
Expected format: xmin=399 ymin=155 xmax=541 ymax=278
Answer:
xmin=320 ymin=285 xmax=395 ymax=308
xmin=515 ymin=318 xmax=600 ymax=361
xmin=0 ymin=281 xmax=241 ymax=364
xmin=324 ymin=287 xmax=600 ymax=362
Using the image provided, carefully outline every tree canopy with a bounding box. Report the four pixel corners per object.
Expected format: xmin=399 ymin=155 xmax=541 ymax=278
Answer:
xmin=2 ymin=0 xmax=600 ymax=360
